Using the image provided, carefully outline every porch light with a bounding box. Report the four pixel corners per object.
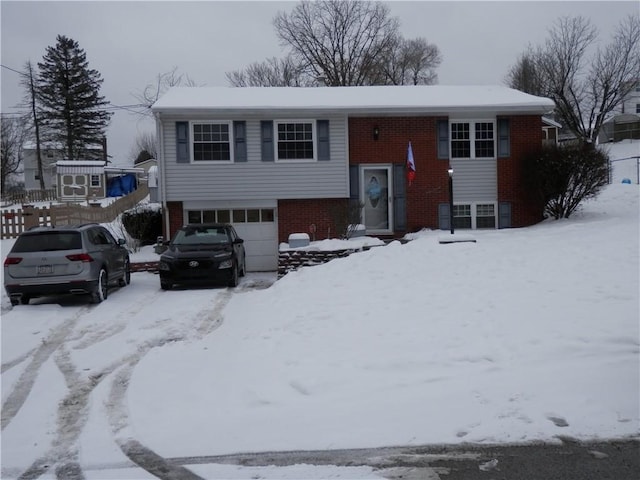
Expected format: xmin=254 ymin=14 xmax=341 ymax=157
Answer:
xmin=373 ymin=126 xmax=380 ymax=141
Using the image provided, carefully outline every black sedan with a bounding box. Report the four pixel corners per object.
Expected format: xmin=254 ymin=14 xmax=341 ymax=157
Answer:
xmin=158 ymin=224 xmax=246 ymax=289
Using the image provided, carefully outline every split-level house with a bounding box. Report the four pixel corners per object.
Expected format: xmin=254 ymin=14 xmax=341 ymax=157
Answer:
xmin=152 ymin=85 xmax=554 ymax=272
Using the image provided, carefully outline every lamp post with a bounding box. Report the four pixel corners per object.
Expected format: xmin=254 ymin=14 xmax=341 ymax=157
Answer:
xmin=448 ymin=167 xmax=454 ymax=235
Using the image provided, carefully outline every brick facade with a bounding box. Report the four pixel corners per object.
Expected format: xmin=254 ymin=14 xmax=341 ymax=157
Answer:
xmin=497 ymin=115 xmax=546 ymax=227
xmin=278 ymin=198 xmax=349 ymax=242
xmin=349 ymin=117 xmax=450 ymax=232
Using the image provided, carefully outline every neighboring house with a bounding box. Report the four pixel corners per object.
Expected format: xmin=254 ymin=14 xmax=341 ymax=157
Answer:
xmin=23 ymin=142 xmax=108 ymax=190
xmin=619 ymin=79 xmax=640 ymax=115
xmin=598 ymin=79 xmax=640 ymax=143
xmin=542 ymin=117 xmax=561 ymax=145
xmin=22 ymin=144 xmax=62 ymax=190
xmin=151 ymin=85 xmax=554 ymax=272
xmin=134 ymin=158 xmax=157 ymax=174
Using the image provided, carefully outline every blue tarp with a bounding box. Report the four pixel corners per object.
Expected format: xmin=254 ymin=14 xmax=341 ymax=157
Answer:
xmin=107 ymin=174 xmax=137 ymax=197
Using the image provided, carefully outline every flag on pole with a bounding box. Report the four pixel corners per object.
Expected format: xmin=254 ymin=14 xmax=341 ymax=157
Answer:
xmin=407 ymin=141 xmax=416 ymax=186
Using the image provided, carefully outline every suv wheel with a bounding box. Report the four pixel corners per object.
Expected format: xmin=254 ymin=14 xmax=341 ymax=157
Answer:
xmin=92 ymin=268 xmax=108 ymax=303
xmin=160 ymin=281 xmax=172 ymax=290
xmin=118 ymin=259 xmax=131 ymax=287
xmin=20 ymin=295 xmax=31 ymax=305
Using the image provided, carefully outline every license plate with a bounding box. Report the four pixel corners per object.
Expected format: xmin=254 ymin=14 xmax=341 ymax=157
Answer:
xmin=37 ymin=264 xmax=53 ymax=274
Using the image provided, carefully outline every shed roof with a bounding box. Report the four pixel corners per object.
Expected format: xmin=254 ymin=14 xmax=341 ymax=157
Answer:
xmin=56 ymin=160 xmax=105 ymax=174
xmin=152 ymin=85 xmax=555 ymax=115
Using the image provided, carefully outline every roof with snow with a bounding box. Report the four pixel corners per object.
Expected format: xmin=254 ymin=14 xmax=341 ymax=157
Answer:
xmin=151 ymin=85 xmax=555 ymax=115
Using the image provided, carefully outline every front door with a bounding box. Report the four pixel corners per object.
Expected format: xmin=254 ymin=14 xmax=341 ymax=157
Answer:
xmin=360 ymin=165 xmax=393 ymax=234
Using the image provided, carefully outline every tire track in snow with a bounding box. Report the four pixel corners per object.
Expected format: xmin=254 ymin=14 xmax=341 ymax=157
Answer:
xmin=103 ymin=290 xmax=235 ymax=480
xmin=9 ymin=288 xmax=234 ymax=480
xmin=1 ymin=306 xmax=90 ymax=431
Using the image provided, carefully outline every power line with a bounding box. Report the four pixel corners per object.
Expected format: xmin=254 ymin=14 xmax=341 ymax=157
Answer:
xmin=1 ymin=64 xmax=27 ymax=76
xmin=1 ymin=64 xmax=152 ymax=115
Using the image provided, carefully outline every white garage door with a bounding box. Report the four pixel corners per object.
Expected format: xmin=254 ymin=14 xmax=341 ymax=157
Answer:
xmin=185 ymin=206 xmax=278 ymax=272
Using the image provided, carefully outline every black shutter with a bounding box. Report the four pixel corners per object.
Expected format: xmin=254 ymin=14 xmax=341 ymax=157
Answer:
xmin=176 ymin=122 xmax=189 ymax=163
xmin=317 ymin=120 xmax=330 ymax=161
xmin=438 ymin=203 xmax=451 ymax=230
xmin=393 ymin=163 xmax=406 ymax=232
xmin=498 ymin=118 xmax=510 ymax=158
xmin=499 ymin=202 xmax=512 ymax=228
xmin=261 ymin=121 xmax=274 ymax=162
xmin=349 ymin=165 xmax=359 ymax=200
xmin=437 ymin=119 xmax=449 ymax=160
xmin=234 ymin=121 xmax=247 ymax=162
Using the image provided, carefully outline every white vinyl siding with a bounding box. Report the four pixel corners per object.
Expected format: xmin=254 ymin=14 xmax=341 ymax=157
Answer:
xmin=161 ymin=115 xmax=349 ymax=201
xmin=450 ymin=158 xmax=497 ymax=201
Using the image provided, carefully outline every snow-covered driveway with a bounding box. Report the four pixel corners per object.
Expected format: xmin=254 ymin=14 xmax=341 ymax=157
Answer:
xmin=1 ymin=272 xmax=274 ymax=479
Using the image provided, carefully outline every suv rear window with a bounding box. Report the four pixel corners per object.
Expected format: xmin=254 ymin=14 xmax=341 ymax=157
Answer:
xmin=12 ymin=232 xmax=83 ymax=252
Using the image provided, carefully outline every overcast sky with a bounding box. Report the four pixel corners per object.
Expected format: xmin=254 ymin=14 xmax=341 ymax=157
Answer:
xmin=1 ymin=0 xmax=638 ymax=166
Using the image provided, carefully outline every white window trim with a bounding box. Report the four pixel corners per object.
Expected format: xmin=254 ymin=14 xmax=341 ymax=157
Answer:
xmin=90 ymin=174 xmax=101 ymax=187
xmin=274 ymin=119 xmax=317 ymax=163
xmin=453 ymin=201 xmax=498 ymax=229
xmin=450 ymin=119 xmax=496 ymax=160
xmin=190 ymin=120 xmax=234 ymax=164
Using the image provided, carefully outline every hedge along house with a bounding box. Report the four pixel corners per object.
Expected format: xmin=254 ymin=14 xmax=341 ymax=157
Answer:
xmin=151 ymin=86 xmax=554 ymax=272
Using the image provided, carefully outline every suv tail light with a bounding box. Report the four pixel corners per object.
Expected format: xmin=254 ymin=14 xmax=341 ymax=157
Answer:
xmin=66 ymin=253 xmax=94 ymax=262
xmin=4 ymin=257 xmax=22 ymax=266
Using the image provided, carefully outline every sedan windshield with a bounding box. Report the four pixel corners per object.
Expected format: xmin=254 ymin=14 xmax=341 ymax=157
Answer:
xmin=171 ymin=227 xmax=230 ymax=245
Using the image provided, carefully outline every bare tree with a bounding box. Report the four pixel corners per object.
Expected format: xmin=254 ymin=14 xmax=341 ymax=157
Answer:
xmin=378 ymin=36 xmax=442 ymax=85
xmin=273 ymin=0 xmax=400 ymax=86
xmin=129 ymin=131 xmax=158 ymax=164
xmin=20 ymin=60 xmax=45 ymax=189
xmin=226 ymin=55 xmax=315 ymax=87
xmin=505 ymin=46 xmax=545 ymax=96
xmin=1 ymin=115 xmax=29 ymax=193
xmin=512 ymin=15 xmax=640 ymax=144
xmin=134 ymin=67 xmax=198 ymax=116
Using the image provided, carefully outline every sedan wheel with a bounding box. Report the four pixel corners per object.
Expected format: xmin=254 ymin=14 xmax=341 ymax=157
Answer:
xmin=118 ymin=259 xmax=131 ymax=287
xmin=92 ymin=268 xmax=108 ymax=303
xmin=239 ymin=254 xmax=246 ymax=277
xmin=228 ymin=261 xmax=239 ymax=287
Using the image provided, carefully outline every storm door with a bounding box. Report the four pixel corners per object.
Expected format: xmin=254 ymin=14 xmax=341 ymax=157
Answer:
xmin=360 ymin=165 xmax=393 ymax=234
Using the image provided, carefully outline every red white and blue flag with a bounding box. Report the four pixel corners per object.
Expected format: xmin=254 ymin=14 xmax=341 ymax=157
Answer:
xmin=407 ymin=141 xmax=416 ymax=186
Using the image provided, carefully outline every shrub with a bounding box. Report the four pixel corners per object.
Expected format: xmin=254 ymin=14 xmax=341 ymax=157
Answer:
xmin=121 ymin=205 xmax=162 ymax=246
xmin=523 ymin=143 xmax=610 ymax=219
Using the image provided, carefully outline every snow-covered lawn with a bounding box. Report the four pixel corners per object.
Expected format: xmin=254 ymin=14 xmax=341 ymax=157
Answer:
xmin=1 ymin=140 xmax=638 ymax=478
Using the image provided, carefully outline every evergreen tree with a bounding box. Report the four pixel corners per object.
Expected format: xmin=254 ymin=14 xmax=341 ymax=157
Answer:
xmin=37 ymin=35 xmax=112 ymax=160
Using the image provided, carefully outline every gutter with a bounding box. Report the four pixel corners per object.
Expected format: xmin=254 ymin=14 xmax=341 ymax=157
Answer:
xmin=155 ymin=111 xmax=170 ymax=240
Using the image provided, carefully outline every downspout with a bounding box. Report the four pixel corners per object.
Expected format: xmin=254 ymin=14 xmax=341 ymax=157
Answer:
xmin=155 ymin=111 xmax=170 ymax=240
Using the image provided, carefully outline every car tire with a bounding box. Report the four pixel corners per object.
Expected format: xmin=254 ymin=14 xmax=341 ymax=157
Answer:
xmin=118 ymin=259 xmax=131 ymax=287
xmin=92 ymin=268 xmax=108 ymax=303
xmin=239 ymin=254 xmax=246 ymax=277
xmin=160 ymin=281 xmax=172 ymax=290
xmin=10 ymin=298 xmax=19 ymax=306
xmin=20 ymin=295 xmax=31 ymax=305
xmin=228 ymin=261 xmax=239 ymax=287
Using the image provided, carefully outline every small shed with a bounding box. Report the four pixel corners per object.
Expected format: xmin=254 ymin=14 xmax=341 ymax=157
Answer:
xmin=56 ymin=160 xmax=107 ymax=202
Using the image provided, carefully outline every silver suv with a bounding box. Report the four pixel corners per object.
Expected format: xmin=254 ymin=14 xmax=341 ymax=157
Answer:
xmin=3 ymin=223 xmax=131 ymax=305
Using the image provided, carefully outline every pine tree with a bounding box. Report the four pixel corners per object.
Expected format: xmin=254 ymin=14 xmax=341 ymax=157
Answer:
xmin=37 ymin=35 xmax=112 ymax=160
